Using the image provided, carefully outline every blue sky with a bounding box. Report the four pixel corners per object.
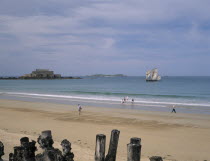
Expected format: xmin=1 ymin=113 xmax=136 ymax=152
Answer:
xmin=0 ymin=0 xmax=210 ymax=76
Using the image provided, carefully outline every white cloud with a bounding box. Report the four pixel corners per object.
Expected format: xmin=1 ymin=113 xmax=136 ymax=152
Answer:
xmin=0 ymin=0 xmax=210 ymax=75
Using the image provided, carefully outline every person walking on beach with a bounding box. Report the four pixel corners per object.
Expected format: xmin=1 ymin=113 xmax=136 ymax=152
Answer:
xmin=121 ymin=99 xmax=124 ymax=104
xmin=171 ymin=105 xmax=176 ymax=113
xmin=126 ymin=96 xmax=129 ymax=101
xmin=78 ymin=104 xmax=82 ymax=115
xmin=131 ymin=98 xmax=134 ymax=104
xmin=124 ymin=97 xmax=126 ymax=103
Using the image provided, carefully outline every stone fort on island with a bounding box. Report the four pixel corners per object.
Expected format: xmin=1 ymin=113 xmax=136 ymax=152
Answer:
xmin=21 ymin=69 xmax=61 ymax=79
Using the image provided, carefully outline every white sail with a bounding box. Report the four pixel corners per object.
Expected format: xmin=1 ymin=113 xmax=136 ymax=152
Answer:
xmin=146 ymin=70 xmax=152 ymax=80
xmin=151 ymin=68 xmax=158 ymax=80
xmin=146 ymin=68 xmax=161 ymax=81
xmin=146 ymin=70 xmax=151 ymax=80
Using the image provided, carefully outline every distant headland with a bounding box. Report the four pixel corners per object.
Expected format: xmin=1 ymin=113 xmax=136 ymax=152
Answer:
xmin=86 ymin=74 xmax=126 ymax=77
xmin=0 ymin=69 xmax=81 ymax=80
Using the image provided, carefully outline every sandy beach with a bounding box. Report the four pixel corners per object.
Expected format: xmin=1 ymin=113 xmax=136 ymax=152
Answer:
xmin=0 ymin=99 xmax=210 ymax=161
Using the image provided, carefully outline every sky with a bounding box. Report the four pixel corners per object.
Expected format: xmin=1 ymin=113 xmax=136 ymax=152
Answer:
xmin=0 ymin=0 xmax=210 ymax=76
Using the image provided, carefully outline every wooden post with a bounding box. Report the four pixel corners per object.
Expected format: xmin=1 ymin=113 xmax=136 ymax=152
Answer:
xmin=0 ymin=141 xmax=4 ymax=161
xmin=130 ymin=138 xmax=141 ymax=145
xmin=105 ymin=129 xmax=120 ymax=161
xmin=130 ymin=137 xmax=141 ymax=159
xmin=95 ymin=134 xmax=106 ymax=161
xmin=149 ymin=156 xmax=163 ymax=161
xmin=127 ymin=137 xmax=141 ymax=161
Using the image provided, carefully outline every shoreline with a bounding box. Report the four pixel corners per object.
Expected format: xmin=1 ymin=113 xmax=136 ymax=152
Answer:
xmin=0 ymin=99 xmax=210 ymax=161
xmin=1 ymin=92 xmax=210 ymax=115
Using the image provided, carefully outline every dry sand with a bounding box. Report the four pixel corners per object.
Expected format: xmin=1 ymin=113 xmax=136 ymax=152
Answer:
xmin=0 ymin=99 xmax=210 ymax=161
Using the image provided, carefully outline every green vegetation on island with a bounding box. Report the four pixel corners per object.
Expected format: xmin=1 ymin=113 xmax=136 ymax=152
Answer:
xmin=87 ymin=74 xmax=126 ymax=77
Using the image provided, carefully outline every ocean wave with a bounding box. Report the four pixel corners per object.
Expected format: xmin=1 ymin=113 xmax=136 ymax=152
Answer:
xmin=2 ymin=92 xmax=210 ymax=107
xmin=61 ymin=90 xmax=200 ymax=99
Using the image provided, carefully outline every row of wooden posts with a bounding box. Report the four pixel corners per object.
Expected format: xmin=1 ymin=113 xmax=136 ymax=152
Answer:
xmin=0 ymin=129 xmax=163 ymax=161
xmin=95 ymin=129 xmax=163 ymax=161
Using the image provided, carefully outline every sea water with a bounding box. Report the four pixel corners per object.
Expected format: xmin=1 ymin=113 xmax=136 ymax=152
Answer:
xmin=0 ymin=76 xmax=210 ymax=114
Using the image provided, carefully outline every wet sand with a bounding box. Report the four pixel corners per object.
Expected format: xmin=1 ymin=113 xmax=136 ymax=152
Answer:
xmin=0 ymin=99 xmax=210 ymax=161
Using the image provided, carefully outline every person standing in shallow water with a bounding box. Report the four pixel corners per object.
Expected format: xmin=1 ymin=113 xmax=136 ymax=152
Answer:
xmin=78 ymin=104 xmax=82 ymax=115
xmin=131 ymin=98 xmax=134 ymax=104
xmin=171 ymin=105 xmax=176 ymax=113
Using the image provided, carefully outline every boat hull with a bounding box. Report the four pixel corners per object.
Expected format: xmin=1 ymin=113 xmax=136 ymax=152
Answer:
xmin=146 ymin=79 xmax=160 ymax=82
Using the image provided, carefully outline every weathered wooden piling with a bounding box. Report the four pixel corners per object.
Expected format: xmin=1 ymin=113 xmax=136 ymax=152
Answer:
xmin=95 ymin=134 xmax=106 ymax=161
xmin=130 ymin=138 xmax=141 ymax=145
xmin=127 ymin=137 xmax=141 ymax=161
xmin=36 ymin=130 xmax=63 ymax=161
xmin=2 ymin=129 xmax=148 ymax=161
xmin=61 ymin=139 xmax=74 ymax=161
xmin=0 ymin=141 xmax=4 ymax=161
xmin=149 ymin=156 xmax=163 ymax=161
xmin=105 ymin=129 xmax=120 ymax=161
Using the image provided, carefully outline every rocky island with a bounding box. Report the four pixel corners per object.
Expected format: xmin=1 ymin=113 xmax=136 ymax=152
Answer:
xmin=0 ymin=69 xmax=81 ymax=80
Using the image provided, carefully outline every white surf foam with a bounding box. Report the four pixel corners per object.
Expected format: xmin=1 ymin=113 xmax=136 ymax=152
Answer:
xmin=2 ymin=92 xmax=210 ymax=107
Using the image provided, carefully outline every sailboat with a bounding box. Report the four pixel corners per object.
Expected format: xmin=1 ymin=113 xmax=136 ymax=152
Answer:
xmin=146 ymin=68 xmax=161 ymax=81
